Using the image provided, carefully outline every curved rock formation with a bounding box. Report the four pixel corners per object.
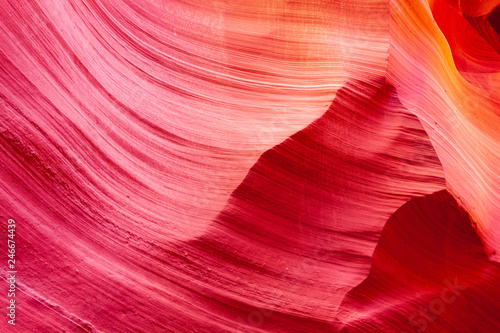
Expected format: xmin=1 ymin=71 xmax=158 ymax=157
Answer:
xmin=1 ymin=0 xmax=499 ymax=332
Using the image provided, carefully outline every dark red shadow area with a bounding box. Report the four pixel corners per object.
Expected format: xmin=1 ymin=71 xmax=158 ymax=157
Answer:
xmin=166 ymin=80 xmax=445 ymax=332
xmin=338 ymin=190 xmax=500 ymax=332
xmin=488 ymin=5 xmax=500 ymax=35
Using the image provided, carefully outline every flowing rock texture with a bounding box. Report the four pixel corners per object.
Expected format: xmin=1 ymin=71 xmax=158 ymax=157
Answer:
xmin=0 ymin=0 xmax=499 ymax=332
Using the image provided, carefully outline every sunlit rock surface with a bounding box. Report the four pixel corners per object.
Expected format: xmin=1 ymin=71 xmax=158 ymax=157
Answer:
xmin=0 ymin=0 xmax=499 ymax=332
